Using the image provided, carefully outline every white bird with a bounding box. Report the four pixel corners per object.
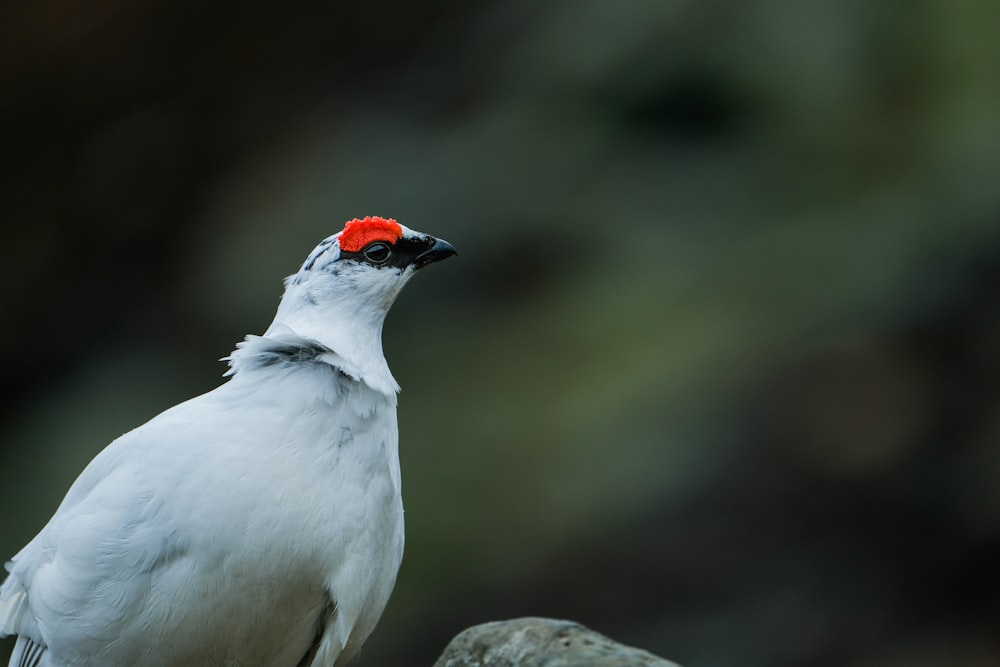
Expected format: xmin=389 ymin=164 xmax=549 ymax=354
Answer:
xmin=0 ymin=216 xmax=456 ymax=667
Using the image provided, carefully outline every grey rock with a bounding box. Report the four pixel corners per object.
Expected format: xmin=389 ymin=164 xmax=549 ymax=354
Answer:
xmin=432 ymin=617 xmax=680 ymax=667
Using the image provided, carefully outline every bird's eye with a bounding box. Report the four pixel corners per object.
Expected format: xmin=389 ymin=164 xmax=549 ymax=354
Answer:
xmin=363 ymin=242 xmax=392 ymax=264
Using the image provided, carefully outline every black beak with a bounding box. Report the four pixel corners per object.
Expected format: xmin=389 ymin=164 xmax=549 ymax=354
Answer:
xmin=413 ymin=237 xmax=457 ymax=269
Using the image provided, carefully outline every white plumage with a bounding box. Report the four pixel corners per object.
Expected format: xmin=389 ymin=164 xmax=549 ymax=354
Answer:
xmin=0 ymin=217 xmax=455 ymax=667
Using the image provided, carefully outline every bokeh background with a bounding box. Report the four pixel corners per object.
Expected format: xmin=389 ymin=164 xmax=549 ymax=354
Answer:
xmin=2 ymin=1 xmax=999 ymax=665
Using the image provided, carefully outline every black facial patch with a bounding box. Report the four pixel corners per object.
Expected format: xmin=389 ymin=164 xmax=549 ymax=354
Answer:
xmin=338 ymin=236 xmax=436 ymax=270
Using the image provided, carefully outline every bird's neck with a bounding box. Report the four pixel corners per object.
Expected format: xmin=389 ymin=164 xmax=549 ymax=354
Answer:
xmin=226 ymin=322 xmax=399 ymax=397
xmin=228 ymin=273 xmax=403 ymax=396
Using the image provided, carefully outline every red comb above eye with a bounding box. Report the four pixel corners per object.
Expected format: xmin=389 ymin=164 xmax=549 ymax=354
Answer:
xmin=338 ymin=216 xmax=403 ymax=252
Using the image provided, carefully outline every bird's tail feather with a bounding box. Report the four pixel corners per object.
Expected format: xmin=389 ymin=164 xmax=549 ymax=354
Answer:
xmin=8 ymin=637 xmax=46 ymax=667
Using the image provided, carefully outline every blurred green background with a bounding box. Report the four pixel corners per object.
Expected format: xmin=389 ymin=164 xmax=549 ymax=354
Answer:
xmin=2 ymin=1 xmax=999 ymax=665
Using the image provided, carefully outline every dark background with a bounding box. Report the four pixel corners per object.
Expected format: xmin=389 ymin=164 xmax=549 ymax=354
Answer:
xmin=2 ymin=1 xmax=999 ymax=665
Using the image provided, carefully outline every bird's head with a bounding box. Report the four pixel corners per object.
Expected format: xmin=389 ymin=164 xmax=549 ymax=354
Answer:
xmin=260 ymin=216 xmax=456 ymax=393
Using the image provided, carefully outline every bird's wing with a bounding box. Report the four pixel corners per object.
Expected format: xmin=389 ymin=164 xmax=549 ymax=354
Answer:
xmin=0 ymin=435 xmax=190 ymax=663
xmin=0 ymin=439 xmax=123 ymax=642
